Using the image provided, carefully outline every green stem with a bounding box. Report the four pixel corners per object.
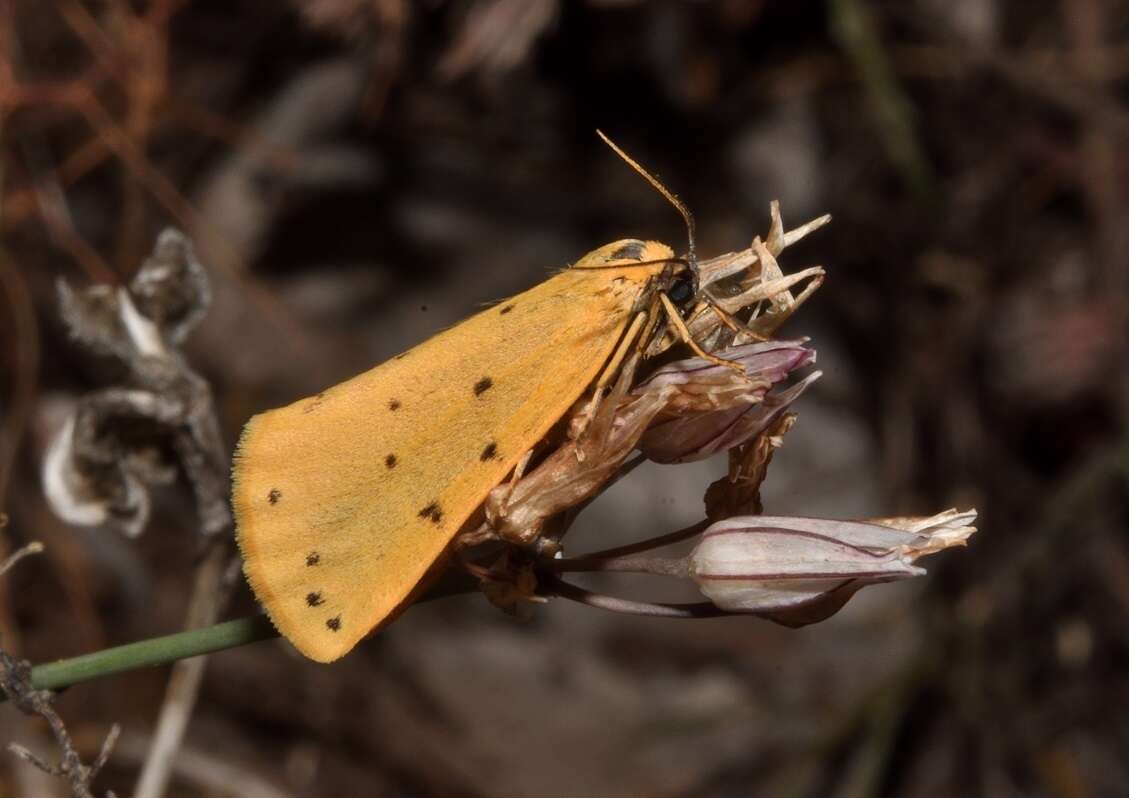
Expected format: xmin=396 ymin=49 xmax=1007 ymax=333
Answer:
xmin=9 ymin=574 xmax=479 ymax=698
xmin=25 ymin=615 xmax=278 ymax=695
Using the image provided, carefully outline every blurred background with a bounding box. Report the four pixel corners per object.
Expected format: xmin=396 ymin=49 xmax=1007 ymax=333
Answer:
xmin=1 ymin=1 xmax=1127 ymax=796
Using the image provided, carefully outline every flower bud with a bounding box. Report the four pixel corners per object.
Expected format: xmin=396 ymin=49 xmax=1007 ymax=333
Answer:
xmin=635 ymin=340 xmax=818 ymax=464
xmin=689 ymin=510 xmax=976 ymax=625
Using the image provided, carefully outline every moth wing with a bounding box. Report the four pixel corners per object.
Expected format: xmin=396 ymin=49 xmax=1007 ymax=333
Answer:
xmin=233 ymin=249 xmax=668 ymax=662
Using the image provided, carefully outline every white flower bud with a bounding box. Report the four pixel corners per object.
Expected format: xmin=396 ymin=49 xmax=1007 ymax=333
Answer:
xmin=689 ymin=510 xmax=976 ymax=624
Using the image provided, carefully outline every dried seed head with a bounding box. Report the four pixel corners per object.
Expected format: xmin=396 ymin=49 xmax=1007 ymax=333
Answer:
xmin=129 ymin=228 xmax=211 ymax=344
xmin=44 ymin=231 xmax=230 ymax=539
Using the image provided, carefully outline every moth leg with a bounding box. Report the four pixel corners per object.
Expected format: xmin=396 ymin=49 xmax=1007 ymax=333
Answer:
xmin=575 ymin=310 xmax=649 ymax=440
xmin=704 ymin=296 xmax=742 ymax=334
xmin=659 ymin=293 xmax=745 ymax=373
xmin=705 ymin=294 xmax=762 ymax=336
xmin=575 ymin=392 xmax=603 ymax=458
xmin=513 ymin=447 xmax=534 ymax=482
xmin=500 ymin=447 xmax=535 ymax=505
xmin=594 ymin=310 xmax=649 ymax=395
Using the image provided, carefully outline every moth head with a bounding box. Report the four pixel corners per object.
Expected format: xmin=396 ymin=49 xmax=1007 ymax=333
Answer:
xmin=596 ymin=130 xmax=700 ymax=303
xmin=571 ymin=239 xmax=676 ymax=274
xmin=664 ymin=270 xmax=696 ymax=312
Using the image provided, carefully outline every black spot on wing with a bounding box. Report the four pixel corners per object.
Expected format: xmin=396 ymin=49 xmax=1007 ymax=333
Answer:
xmin=473 ymin=377 xmax=493 ymax=396
xmin=306 ymin=591 xmax=324 ymax=607
xmin=267 ymin=488 xmax=281 ymax=505
xmin=610 ymin=241 xmax=646 ymax=261
xmin=499 ymin=303 xmax=515 ymax=315
xmin=385 ymin=454 xmax=397 ymax=469
xmin=326 ymin=615 xmax=341 ymax=631
xmin=306 ymin=552 xmax=320 ymax=566
xmin=418 ymin=501 xmax=443 ymax=525
xmin=480 ymin=442 xmax=498 ymax=461
xmin=388 ymin=398 xmax=401 ymax=411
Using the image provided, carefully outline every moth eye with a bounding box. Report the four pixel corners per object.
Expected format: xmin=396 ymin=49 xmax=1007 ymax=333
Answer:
xmin=666 ymin=274 xmax=695 ymax=310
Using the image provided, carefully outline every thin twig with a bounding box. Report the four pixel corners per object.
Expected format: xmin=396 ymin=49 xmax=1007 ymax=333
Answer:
xmin=0 ymin=542 xmax=119 ymax=798
xmin=562 ymin=519 xmax=710 ymax=563
xmin=543 ymin=554 xmax=687 ymax=577
xmin=0 ymin=540 xmax=44 ymax=576
xmin=131 ymin=539 xmax=234 ymax=798
xmin=544 ymin=576 xmax=725 ymax=619
xmin=2 ymin=667 xmax=121 ymax=798
xmin=94 ymin=728 xmax=290 ymax=798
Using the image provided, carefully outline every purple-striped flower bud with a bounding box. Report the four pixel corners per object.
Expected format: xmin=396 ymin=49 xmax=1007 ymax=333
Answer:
xmin=689 ymin=510 xmax=977 ymax=625
xmin=635 ymin=340 xmax=818 ymax=464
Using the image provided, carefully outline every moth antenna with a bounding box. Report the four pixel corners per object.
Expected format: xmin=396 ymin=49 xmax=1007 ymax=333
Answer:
xmin=596 ymin=130 xmax=698 ymax=281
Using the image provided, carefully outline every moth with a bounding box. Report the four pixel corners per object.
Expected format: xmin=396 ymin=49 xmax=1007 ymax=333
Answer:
xmin=233 ymin=133 xmax=726 ymax=662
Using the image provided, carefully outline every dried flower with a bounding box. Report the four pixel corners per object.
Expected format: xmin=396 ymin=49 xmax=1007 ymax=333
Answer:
xmin=483 ymin=354 xmax=668 ymax=549
xmin=636 ymin=340 xmax=818 ymax=464
xmin=479 ymin=341 xmax=817 ymax=550
xmin=689 ymin=509 xmax=977 ymax=625
xmin=703 ymin=411 xmax=796 ymax=521
xmin=42 ymin=230 xmax=231 ymax=538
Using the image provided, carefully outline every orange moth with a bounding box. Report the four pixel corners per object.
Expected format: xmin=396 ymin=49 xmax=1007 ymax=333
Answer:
xmin=233 ymin=133 xmax=721 ymax=662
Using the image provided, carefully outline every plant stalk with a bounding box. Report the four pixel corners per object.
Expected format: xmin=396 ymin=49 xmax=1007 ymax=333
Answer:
xmin=22 ymin=615 xmax=278 ymax=697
